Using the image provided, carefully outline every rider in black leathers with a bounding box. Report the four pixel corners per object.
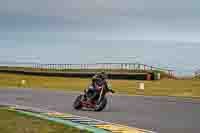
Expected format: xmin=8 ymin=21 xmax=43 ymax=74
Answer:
xmin=84 ymin=71 xmax=114 ymax=101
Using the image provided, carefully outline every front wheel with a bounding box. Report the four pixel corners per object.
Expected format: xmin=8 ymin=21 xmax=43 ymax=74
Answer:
xmin=73 ymin=95 xmax=83 ymax=110
xmin=94 ymin=97 xmax=107 ymax=112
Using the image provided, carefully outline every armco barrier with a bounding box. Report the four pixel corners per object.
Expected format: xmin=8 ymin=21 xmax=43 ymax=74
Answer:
xmin=0 ymin=69 xmax=154 ymax=80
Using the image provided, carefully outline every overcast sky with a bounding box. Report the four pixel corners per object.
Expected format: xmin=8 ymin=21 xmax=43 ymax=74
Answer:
xmin=1 ymin=0 xmax=200 ymax=40
xmin=0 ymin=0 xmax=200 ymax=75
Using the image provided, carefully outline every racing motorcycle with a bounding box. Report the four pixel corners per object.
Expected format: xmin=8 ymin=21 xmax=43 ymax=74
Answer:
xmin=73 ymin=79 xmax=114 ymax=112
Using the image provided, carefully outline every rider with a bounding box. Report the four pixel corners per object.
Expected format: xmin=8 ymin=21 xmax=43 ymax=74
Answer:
xmin=84 ymin=71 xmax=115 ymax=101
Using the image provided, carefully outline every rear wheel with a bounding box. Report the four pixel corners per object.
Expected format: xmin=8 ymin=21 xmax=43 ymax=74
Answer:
xmin=94 ymin=97 xmax=107 ymax=111
xmin=73 ymin=95 xmax=83 ymax=110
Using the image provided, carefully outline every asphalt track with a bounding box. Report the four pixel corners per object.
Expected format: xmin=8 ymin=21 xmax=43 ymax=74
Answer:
xmin=0 ymin=88 xmax=200 ymax=133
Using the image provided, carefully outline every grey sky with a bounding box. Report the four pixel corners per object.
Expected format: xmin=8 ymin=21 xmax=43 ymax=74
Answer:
xmin=1 ymin=0 xmax=200 ymax=17
xmin=0 ymin=0 xmax=200 ymax=75
xmin=1 ymin=0 xmax=200 ymax=41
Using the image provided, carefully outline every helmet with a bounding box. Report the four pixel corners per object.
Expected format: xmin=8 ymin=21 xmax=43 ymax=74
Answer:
xmin=99 ymin=71 xmax=107 ymax=79
xmin=92 ymin=71 xmax=107 ymax=81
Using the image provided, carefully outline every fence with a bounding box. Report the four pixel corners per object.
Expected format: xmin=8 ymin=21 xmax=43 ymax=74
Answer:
xmin=0 ymin=62 xmax=175 ymax=77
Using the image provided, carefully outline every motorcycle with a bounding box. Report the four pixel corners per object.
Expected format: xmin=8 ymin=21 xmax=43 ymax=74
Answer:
xmin=73 ymin=79 xmax=114 ymax=112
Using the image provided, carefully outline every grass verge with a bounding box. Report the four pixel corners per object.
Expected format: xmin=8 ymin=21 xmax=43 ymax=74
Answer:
xmin=0 ymin=73 xmax=199 ymax=98
xmin=0 ymin=108 xmax=92 ymax=133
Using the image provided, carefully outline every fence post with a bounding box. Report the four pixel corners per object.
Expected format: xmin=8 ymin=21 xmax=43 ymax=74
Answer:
xmin=136 ymin=82 xmax=145 ymax=95
xmin=144 ymin=65 xmax=146 ymax=71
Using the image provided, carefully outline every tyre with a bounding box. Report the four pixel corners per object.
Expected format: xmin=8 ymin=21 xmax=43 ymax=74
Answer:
xmin=73 ymin=95 xmax=83 ymax=110
xmin=94 ymin=97 xmax=107 ymax=112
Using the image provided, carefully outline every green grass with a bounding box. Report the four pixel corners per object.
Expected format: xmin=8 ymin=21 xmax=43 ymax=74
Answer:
xmin=0 ymin=73 xmax=200 ymax=98
xmin=0 ymin=108 xmax=92 ymax=133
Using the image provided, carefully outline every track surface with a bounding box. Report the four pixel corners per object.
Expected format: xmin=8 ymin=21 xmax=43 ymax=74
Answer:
xmin=0 ymin=88 xmax=200 ymax=133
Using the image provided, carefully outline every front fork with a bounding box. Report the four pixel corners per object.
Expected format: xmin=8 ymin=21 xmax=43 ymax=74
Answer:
xmin=97 ymin=87 xmax=104 ymax=104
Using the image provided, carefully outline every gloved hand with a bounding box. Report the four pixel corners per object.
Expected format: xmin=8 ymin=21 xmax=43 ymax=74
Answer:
xmin=110 ymin=89 xmax=115 ymax=93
